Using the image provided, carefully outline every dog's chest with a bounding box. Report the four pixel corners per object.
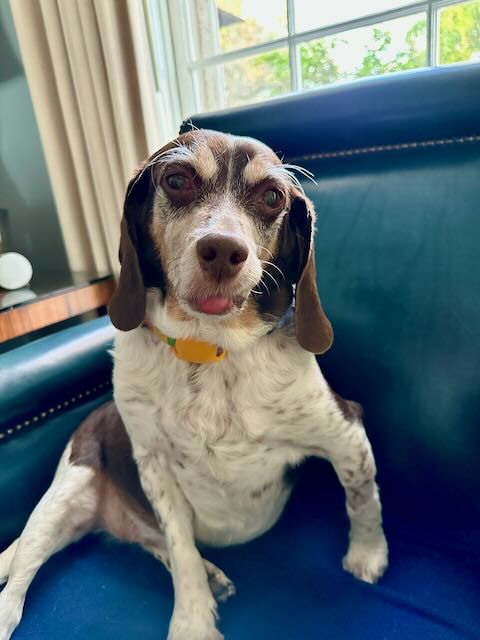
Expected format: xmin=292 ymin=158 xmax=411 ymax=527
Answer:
xmin=114 ymin=330 xmax=320 ymax=543
xmin=149 ymin=346 xmax=303 ymax=477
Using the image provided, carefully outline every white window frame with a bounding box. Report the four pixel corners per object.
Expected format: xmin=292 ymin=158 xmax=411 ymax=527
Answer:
xmin=146 ymin=0 xmax=476 ymax=121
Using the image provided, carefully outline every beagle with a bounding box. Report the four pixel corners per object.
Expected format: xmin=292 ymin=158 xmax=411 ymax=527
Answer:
xmin=0 ymin=130 xmax=388 ymax=640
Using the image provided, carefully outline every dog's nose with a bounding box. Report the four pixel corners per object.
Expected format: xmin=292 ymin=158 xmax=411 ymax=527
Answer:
xmin=196 ymin=233 xmax=249 ymax=280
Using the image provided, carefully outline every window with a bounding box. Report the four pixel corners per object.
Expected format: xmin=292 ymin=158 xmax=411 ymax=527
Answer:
xmin=147 ymin=0 xmax=480 ymax=118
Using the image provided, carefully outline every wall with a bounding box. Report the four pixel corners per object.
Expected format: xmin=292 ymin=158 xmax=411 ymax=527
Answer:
xmin=0 ymin=2 xmax=68 ymax=274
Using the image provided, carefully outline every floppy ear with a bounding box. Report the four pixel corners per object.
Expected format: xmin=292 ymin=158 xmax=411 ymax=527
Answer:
xmin=109 ymin=165 xmax=151 ymax=331
xmin=282 ymin=195 xmax=334 ymax=354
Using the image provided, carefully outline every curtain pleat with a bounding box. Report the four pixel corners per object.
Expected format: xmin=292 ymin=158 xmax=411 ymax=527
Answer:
xmin=9 ymin=0 xmax=154 ymax=274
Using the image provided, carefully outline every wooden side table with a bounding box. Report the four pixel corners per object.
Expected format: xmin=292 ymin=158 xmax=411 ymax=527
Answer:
xmin=0 ymin=271 xmax=115 ymax=344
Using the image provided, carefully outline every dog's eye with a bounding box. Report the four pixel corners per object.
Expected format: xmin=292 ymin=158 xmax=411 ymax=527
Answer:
xmin=263 ymin=189 xmax=279 ymax=207
xmin=166 ymin=174 xmax=188 ymax=191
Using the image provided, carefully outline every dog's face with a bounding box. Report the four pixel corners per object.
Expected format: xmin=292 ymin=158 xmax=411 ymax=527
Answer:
xmin=150 ymin=132 xmax=288 ymax=320
xmin=109 ymin=130 xmax=333 ymax=354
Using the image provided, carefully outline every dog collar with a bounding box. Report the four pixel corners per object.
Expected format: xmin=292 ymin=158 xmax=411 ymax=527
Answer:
xmin=144 ymin=322 xmax=227 ymax=364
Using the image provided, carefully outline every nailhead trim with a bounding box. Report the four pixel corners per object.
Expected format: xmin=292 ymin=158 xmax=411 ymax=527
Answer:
xmin=287 ymin=134 xmax=480 ymax=163
xmin=0 ymin=380 xmax=112 ymax=443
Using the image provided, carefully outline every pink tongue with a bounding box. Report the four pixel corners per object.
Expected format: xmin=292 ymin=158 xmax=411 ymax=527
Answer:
xmin=197 ymin=297 xmax=232 ymax=314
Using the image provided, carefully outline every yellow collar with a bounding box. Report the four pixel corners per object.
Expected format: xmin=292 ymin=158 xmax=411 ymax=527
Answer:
xmin=145 ymin=322 xmax=227 ymax=364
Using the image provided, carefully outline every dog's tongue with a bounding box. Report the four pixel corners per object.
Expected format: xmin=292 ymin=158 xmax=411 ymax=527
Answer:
xmin=197 ymin=297 xmax=232 ymax=315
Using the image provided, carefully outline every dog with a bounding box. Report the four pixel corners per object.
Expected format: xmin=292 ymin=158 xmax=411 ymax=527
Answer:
xmin=0 ymin=130 xmax=388 ymax=640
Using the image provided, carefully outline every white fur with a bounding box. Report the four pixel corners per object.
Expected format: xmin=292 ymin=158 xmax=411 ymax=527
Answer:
xmin=243 ymin=154 xmax=272 ymax=184
xmin=113 ymin=303 xmax=388 ymax=639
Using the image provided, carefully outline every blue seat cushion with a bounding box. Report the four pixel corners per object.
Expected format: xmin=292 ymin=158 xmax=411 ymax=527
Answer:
xmin=10 ymin=462 xmax=479 ymax=640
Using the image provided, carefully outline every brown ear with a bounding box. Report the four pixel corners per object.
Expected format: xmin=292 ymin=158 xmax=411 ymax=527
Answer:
xmin=287 ymin=196 xmax=334 ymax=354
xmin=109 ymin=215 xmax=146 ymax=331
xmin=109 ymin=162 xmax=153 ymax=331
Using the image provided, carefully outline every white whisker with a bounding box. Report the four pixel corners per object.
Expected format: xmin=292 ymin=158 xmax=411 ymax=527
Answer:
xmin=256 ymin=244 xmax=274 ymax=260
xmin=259 ymin=277 xmax=271 ymax=296
xmin=261 ymin=260 xmax=285 ymax=280
xmin=283 ymin=163 xmax=316 ymax=181
xmin=185 ymin=119 xmax=200 ymax=131
xmin=262 ymin=270 xmax=279 ymax=291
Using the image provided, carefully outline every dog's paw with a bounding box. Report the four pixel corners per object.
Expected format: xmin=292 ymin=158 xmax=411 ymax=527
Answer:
xmin=0 ymin=591 xmax=23 ymax=640
xmin=343 ymin=535 xmax=388 ymax=584
xmin=206 ymin=563 xmax=236 ymax=603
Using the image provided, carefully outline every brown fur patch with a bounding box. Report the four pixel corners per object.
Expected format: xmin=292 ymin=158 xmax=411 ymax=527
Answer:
xmin=70 ymin=402 xmax=156 ymax=526
xmin=251 ymin=482 xmax=273 ymax=499
xmin=331 ymin=389 xmax=364 ymax=422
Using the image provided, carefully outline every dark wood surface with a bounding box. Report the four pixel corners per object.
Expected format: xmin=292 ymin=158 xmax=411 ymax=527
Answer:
xmin=0 ymin=271 xmax=115 ymax=343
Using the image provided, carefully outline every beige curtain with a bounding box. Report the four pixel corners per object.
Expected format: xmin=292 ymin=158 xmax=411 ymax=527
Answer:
xmin=9 ymin=0 xmax=160 ymax=274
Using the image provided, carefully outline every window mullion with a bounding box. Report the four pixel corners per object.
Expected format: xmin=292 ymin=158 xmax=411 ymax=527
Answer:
xmin=167 ymin=0 xmax=198 ymax=116
xmin=427 ymin=0 xmax=433 ymax=65
xmin=287 ymin=0 xmax=299 ymax=92
xmin=429 ymin=1 xmax=439 ymax=66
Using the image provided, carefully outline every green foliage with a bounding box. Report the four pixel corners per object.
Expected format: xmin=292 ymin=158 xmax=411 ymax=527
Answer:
xmin=219 ymin=18 xmax=271 ymax=53
xmin=217 ymin=0 xmax=480 ymax=107
xmin=251 ymin=49 xmax=290 ymax=96
xmin=439 ymin=1 xmax=480 ymax=63
xmin=355 ymin=20 xmax=427 ymax=79
xmin=355 ymin=28 xmax=394 ymax=78
xmin=222 ymin=48 xmax=290 ymax=107
xmin=300 ymin=39 xmax=340 ymax=88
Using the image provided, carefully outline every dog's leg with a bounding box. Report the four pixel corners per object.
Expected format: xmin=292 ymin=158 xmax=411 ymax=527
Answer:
xmin=0 ymin=540 xmax=18 ymax=587
xmin=302 ymin=399 xmax=388 ymax=584
xmin=0 ymin=443 xmax=98 ymax=640
xmin=325 ymin=418 xmax=387 ymax=583
xmin=143 ymin=540 xmax=235 ymax=604
xmin=135 ymin=451 xmax=222 ymax=640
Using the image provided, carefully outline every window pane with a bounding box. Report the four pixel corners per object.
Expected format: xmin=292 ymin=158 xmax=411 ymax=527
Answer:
xmin=188 ymin=0 xmax=287 ymax=59
xmin=294 ymin=0 xmax=420 ymax=33
xmin=438 ymin=0 xmax=480 ymax=65
xmin=195 ymin=48 xmax=291 ymax=111
xmin=300 ymin=13 xmax=427 ymax=90
xmin=216 ymin=0 xmax=287 ymax=53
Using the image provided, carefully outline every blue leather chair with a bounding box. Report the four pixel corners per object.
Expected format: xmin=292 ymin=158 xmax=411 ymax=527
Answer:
xmin=1 ymin=65 xmax=479 ymax=639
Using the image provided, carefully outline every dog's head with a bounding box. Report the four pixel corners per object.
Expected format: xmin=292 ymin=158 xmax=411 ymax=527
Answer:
xmin=109 ymin=130 xmax=333 ymax=354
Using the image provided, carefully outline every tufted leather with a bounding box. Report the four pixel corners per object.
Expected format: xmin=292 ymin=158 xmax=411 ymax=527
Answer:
xmin=0 ymin=317 xmax=115 ymax=546
xmin=2 ymin=66 xmax=480 ymax=639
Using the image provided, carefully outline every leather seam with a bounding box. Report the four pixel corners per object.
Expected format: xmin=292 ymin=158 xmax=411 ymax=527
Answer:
xmin=0 ymin=379 xmax=112 ymax=444
xmin=287 ymin=134 xmax=480 ymax=162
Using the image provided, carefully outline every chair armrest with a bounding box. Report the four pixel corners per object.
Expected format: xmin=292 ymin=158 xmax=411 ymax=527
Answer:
xmin=0 ymin=317 xmax=115 ymax=546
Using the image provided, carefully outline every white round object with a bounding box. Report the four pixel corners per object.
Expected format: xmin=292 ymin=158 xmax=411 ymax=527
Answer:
xmin=2 ymin=288 xmax=37 ymax=306
xmin=0 ymin=252 xmax=33 ymax=290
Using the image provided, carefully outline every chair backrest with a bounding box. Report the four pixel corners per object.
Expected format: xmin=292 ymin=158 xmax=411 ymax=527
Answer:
xmin=188 ymin=66 xmax=480 ymax=525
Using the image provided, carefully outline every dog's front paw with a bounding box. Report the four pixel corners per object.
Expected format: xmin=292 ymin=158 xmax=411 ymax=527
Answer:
xmin=343 ymin=534 xmax=388 ymax=584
